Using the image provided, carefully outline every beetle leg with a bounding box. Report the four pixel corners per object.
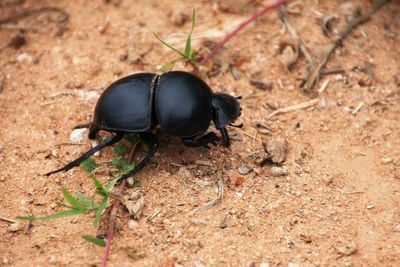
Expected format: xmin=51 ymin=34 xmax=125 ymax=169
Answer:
xmin=45 ymin=133 xmax=124 ymax=176
xmin=73 ymin=123 xmax=92 ymax=130
xmin=118 ymin=132 xmax=159 ymax=181
xmin=182 ymin=132 xmax=220 ymax=149
xmin=219 ymin=127 xmax=230 ymax=148
xmin=88 ymin=124 xmax=100 ymax=140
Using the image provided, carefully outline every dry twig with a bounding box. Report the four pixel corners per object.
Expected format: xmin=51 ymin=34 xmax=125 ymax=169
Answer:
xmin=200 ymin=0 xmax=289 ymax=65
xmin=196 ymin=173 xmax=224 ymax=213
xmin=267 ymin=98 xmax=319 ymax=119
xmin=279 ymin=6 xmax=314 ymax=64
xmin=0 ymin=7 xmax=69 ymax=36
xmin=0 ymin=214 xmax=19 ymax=223
xmin=301 ymin=0 xmax=389 ymax=92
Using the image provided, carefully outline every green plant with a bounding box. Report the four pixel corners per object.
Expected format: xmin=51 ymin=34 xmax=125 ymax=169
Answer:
xmin=18 ymin=133 xmax=142 ymax=247
xmin=153 ymin=10 xmax=198 ymax=72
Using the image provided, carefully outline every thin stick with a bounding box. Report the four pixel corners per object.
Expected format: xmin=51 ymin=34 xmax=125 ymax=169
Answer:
xmin=196 ymin=173 xmax=224 ymax=213
xmin=267 ymin=98 xmax=319 ymax=119
xmin=237 ymin=128 xmax=263 ymax=143
xmin=278 ymin=6 xmax=314 ymax=64
xmin=200 ymin=0 xmax=290 ymax=65
xmin=0 ymin=214 xmax=19 ymax=223
xmin=301 ymin=0 xmax=389 ymax=92
xmin=351 ymin=101 xmax=364 ymax=115
xmin=318 ymin=79 xmax=330 ymax=94
xmin=0 ymin=6 xmax=69 ymax=36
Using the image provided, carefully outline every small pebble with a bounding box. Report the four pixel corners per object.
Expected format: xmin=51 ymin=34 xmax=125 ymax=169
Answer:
xmin=69 ymin=128 xmax=88 ymax=144
xmin=265 ymin=101 xmax=278 ymax=110
xmin=229 ymin=131 xmax=243 ymax=141
xmin=195 ymin=160 xmax=212 ymax=166
xmin=394 ymin=73 xmax=400 ymax=86
xmin=90 ymin=139 xmax=101 ymax=157
xmin=337 ymin=241 xmax=357 ymax=256
xmin=128 ymin=219 xmax=139 ymax=229
xmin=49 ymin=255 xmax=57 ymax=264
xmin=381 ymin=157 xmax=393 ymax=164
xmin=2 ymin=258 xmax=10 ymax=264
xmin=8 ymin=222 xmax=22 ymax=232
xmin=263 ymin=139 xmax=287 ymax=164
xmin=238 ymin=165 xmax=252 ymax=175
xmin=171 ymin=12 xmax=189 ymax=26
xmin=16 ymin=52 xmax=32 ymax=63
xmin=220 ymin=216 xmax=228 ymax=229
xmin=250 ymin=77 xmax=273 ymax=90
xmin=194 ymin=261 xmax=206 ymax=267
xmin=191 ymin=218 xmax=208 ymax=225
xmin=230 ymin=66 xmax=241 ymax=80
xmin=271 ymin=166 xmax=288 ymax=176
xmin=367 ymin=204 xmax=374 ymax=209
xmin=394 ymin=224 xmax=400 ymax=232
xmin=76 ymin=90 xmax=100 ymax=102
xmin=260 ymin=263 xmax=270 ymax=267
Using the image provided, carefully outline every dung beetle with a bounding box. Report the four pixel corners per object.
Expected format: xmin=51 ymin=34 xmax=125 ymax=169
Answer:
xmin=46 ymin=71 xmax=242 ymax=179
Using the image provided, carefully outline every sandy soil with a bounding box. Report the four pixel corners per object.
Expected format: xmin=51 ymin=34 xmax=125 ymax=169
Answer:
xmin=1 ymin=0 xmax=400 ymax=266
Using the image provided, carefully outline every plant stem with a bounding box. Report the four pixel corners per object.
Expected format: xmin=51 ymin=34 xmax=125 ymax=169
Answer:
xmin=200 ymin=0 xmax=290 ymax=65
xmin=101 ymin=141 xmax=141 ymax=267
xmin=101 ymin=179 xmax=126 ymax=267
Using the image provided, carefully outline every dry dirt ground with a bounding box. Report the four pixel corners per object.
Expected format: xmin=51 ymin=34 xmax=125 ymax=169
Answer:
xmin=1 ymin=0 xmax=400 ymax=266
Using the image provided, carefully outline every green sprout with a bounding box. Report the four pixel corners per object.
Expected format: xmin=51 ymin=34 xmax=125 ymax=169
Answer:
xmin=18 ymin=133 xmax=143 ymax=247
xmin=153 ymin=9 xmax=197 ymax=72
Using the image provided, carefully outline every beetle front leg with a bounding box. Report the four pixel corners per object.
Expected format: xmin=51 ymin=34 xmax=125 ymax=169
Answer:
xmin=219 ymin=127 xmax=230 ymax=148
xmin=182 ymin=132 xmax=220 ymax=149
xmin=45 ymin=133 xmax=124 ymax=176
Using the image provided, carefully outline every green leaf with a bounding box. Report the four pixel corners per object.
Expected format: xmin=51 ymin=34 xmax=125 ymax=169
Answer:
xmin=62 ymin=188 xmax=86 ymax=211
xmin=113 ymin=145 xmax=128 ymax=156
xmin=124 ymin=133 xmax=140 ymax=145
xmin=184 ymin=9 xmax=196 ymax=58
xmin=111 ymin=158 xmax=129 ymax=170
xmin=132 ymin=180 xmax=142 ymax=187
xmin=55 ymin=199 xmax=72 ymax=209
xmin=94 ymin=197 xmax=108 ymax=227
xmin=153 ymin=32 xmax=186 ymax=58
xmin=92 ymin=176 xmax=106 ymax=197
xmin=160 ymin=61 xmax=178 ymax=73
xmin=82 ymin=235 xmax=106 ymax=247
xmin=112 ymin=159 xmax=135 ymax=176
xmin=120 ymin=165 xmax=135 ymax=178
xmin=104 ymin=178 xmax=118 ymax=193
xmin=75 ymin=193 xmax=96 ymax=209
xmin=140 ymin=142 xmax=149 ymax=152
xmin=190 ymin=50 xmax=198 ymax=62
xmin=18 ymin=209 xmax=84 ymax=221
xmin=80 ymin=158 xmax=98 ymax=173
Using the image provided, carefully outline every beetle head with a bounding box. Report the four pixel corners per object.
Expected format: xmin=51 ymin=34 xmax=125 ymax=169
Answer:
xmin=212 ymin=93 xmax=242 ymax=129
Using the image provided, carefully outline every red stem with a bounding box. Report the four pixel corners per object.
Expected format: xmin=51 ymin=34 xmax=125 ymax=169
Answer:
xmin=101 ymin=179 xmax=127 ymax=267
xmin=101 ymin=141 xmax=140 ymax=267
xmin=200 ymin=0 xmax=290 ymax=65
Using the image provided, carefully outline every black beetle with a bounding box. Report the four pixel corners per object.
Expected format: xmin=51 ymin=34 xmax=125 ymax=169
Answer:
xmin=46 ymin=71 xmax=242 ymax=179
